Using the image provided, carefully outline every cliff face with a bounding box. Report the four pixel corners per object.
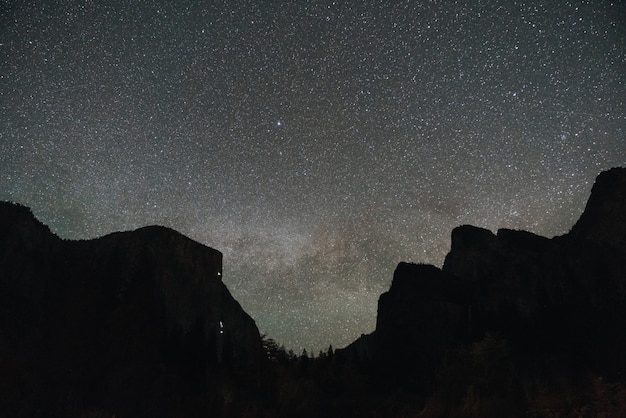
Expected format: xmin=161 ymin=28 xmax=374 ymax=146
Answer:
xmin=570 ymin=167 xmax=626 ymax=246
xmin=341 ymin=167 xmax=626 ymax=395
xmin=0 ymin=203 xmax=264 ymax=417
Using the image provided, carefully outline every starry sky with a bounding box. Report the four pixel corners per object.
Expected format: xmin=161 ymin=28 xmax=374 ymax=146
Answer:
xmin=1 ymin=0 xmax=625 ymax=353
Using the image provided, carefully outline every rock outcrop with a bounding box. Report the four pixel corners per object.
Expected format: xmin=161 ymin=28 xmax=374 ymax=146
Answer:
xmin=570 ymin=166 xmax=626 ymax=246
xmin=0 ymin=202 xmax=265 ymax=417
xmin=340 ymin=167 xmax=626 ymax=400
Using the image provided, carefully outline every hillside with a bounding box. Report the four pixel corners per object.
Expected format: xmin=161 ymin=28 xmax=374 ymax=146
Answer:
xmin=0 ymin=203 xmax=265 ymax=417
xmin=1 ymin=167 xmax=625 ymax=417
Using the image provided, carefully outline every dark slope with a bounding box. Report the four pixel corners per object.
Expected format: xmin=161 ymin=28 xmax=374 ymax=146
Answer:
xmin=2 ymin=167 xmax=625 ymax=417
xmin=0 ymin=203 xmax=265 ymax=417
xmin=339 ymin=167 xmax=626 ymax=415
xmin=569 ymin=166 xmax=626 ymax=246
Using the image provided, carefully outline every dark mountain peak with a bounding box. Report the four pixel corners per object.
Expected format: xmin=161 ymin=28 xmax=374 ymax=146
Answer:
xmin=0 ymin=203 xmax=264 ymax=416
xmin=95 ymin=223 xmax=224 ymax=285
xmin=449 ymin=224 xmax=496 ymax=252
xmin=122 ymin=224 xmax=199 ymax=242
xmin=570 ymin=166 xmax=626 ymax=246
xmin=443 ymin=225 xmax=497 ymax=277
xmin=339 ymin=168 xmax=626 ymax=414
xmin=390 ymin=262 xmax=442 ymax=289
xmin=495 ymin=227 xmax=549 ymax=247
xmin=387 ymin=262 xmax=471 ymax=304
xmin=95 ymin=224 xmax=206 ymax=250
xmin=128 ymin=223 xmax=188 ymax=237
xmin=0 ymin=199 xmax=39 ymax=221
xmin=443 ymin=224 xmax=551 ymax=281
xmin=442 ymin=225 xmax=495 ymax=281
xmin=0 ymin=200 xmax=57 ymax=243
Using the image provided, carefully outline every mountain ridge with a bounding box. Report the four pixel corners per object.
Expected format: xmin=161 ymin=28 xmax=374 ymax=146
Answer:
xmin=337 ymin=167 xmax=626 ymax=415
xmin=1 ymin=167 xmax=625 ymax=417
xmin=0 ymin=201 xmax=266 ymax=416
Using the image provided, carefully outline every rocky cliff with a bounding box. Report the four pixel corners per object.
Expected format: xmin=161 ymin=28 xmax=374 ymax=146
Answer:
xmin=3 ymin=167 xmax=625 ymax=417
xmin=569 ymin=166 xmax=626 ymax=246
xmin=340 ymin=167 xmax=626 ymax=410
xmin=0 ymin=202 xmax=265 ymax=417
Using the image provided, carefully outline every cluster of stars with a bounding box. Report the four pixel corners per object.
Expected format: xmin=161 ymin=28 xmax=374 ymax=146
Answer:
xmin=1 ymin=0 xmax=625 ymax=352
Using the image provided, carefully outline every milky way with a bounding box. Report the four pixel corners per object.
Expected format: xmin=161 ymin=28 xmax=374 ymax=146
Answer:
xmin=1 ymin=0 xmax=625 ymax=352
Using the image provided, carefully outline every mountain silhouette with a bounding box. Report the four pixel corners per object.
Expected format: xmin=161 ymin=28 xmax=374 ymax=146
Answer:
xmin=0 ymin=203 xmax=265 ymax=416
xmin=339 ymin=166 xmax=626 ymax=415
xmin=1 ymin=167 xmax=625 ymax=417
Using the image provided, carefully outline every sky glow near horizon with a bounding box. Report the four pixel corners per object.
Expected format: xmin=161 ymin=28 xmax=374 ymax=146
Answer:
xmin=1 ymin=0 xmax=625 ymax=352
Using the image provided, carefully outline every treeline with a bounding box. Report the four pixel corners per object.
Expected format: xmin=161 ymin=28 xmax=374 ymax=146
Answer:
xmin=247 ymin=333 xmax=626 ymax=418
xmin=261 ymin=335 xmax=334 ymax=365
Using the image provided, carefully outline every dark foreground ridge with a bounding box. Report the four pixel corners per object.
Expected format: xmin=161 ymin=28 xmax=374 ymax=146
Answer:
xmin=1 ymin=167 xmax=625 ymax=417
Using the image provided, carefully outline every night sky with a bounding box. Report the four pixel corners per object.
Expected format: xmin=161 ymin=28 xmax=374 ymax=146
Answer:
xmin=2 ymin=0 xmax=625 ymax=353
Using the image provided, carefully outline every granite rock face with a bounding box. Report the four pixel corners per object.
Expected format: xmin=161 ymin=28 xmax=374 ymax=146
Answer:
xmin=0 ymin=202 xmax=264 ymax=417
xmin=341 ymin=167 xmax=626 ymax=391
xmin=570 ymin=166 xmax=626 ymax=246
xmin=370 ymin=263 xmax=469 ymax=389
